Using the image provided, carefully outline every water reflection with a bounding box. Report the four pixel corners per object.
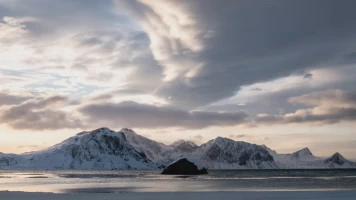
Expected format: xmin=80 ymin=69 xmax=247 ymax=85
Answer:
xmin=0 ymin=169 xmax=356 ymax=193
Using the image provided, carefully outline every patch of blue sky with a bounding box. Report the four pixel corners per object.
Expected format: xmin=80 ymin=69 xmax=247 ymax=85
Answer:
xmin=1 ymin=68 xmax=106 ymax=97
xmin=74 ymin=84 xmax=108 ymax=98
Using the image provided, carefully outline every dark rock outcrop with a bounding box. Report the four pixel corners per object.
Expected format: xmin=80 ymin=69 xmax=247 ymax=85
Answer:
xmin=161 ymin=158 xmax=208 ymax=175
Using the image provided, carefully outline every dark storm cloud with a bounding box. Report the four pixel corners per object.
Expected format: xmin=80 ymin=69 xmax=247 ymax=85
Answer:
xmin=203 ymin=64 xmax=356 ymax=115
xmin=342 ymin=52 xmax=356 ymax=64
xmin=0 ymin=96 xmax=82 ymax=130
xmin=118 ymin=0 xmax=356 ymax=109
xmin=79 ymin=101 xmax=248 ymax=129
xmin=303 ymin=73 xmax=313 ymax=80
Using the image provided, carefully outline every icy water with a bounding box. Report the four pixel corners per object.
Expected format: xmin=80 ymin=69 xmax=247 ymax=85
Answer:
xmin=1 ymin=169 xmax=356 ymax=193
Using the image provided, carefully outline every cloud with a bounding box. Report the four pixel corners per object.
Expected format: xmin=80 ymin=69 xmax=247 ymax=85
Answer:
xmin=193 ymin=135 xmax=203 ymax=140
xmin=303 ymin=73 xmax=313 ymax=80
xmin=0 ymin=13 xmax=161 ymax=98
xmin=117 ymin=0 xmax=356 ymax=109
xmin=0 ymin=0 xmax=122 ymax=36
xmin=254 ymin=89 xmax=356 ymax=125
xmin=204 ymin=66 xmax=356 ymax=115
xmin=229 ymin=134 xmax=247 ymax=139
xmin=0 ymin=96 xmax=82 ymax=130
xmin=0 ymin=92 xmax=31 ymax=106
xmin=289 ymin=89 xmax=356 ymax=108
xmin=0 ymin=0 xmax=355 ymax=134
xmin=79 ymin=101 xmax=248 ymax=129
xmin=16 ymin=145 xmax=40 ymax=149
xmin=89 ymin=94 xmax=114 ymax=102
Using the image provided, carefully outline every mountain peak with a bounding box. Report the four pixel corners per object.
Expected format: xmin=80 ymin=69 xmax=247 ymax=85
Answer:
xmin=324 ymin=152 xmax=351 ymax=166
xmin=120 ymin=128 xmax=136 ymax=134
xmin=285 ymin=147 xmax=315 ymax=161
xmin=214 ymin=136 xmax=233 ymax=143
xmin=75 ymin=127 xmax=115 ymax=136
xmin=298 ymin=147 xmax=313 ymax=155
xmin=260 ymin=144 xmax=268 ymax=149
xmin=329 ymin=152 xmax=345 ymax=160
xmin=290 ymin=147 xmax=313 ymax=156
xmin=94 ymin=127 xmax=114 ymax=132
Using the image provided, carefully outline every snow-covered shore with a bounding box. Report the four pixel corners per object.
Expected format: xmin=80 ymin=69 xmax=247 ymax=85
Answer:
xmin=1 ymin=191 xmax=356 ymax=200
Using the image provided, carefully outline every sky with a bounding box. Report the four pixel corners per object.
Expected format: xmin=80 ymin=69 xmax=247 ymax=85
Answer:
xmin=0 ymin=0 xmax=355 ymax=159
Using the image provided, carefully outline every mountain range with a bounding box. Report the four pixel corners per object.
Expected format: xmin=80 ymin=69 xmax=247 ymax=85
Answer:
xmin=1 ymin=127 xmax=355 ymax=170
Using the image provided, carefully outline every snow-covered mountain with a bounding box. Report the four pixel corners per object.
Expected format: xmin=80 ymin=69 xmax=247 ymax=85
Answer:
xmin=1 ymin=128 xmax=355 ymax=170
xmin=285 ymin=147 xmax=317 ymax=161
xmin=120 ymin=128 xmax=186 ymax=166
xmin=169 ymin=140 xmax=198 ymax=153
xmin=0 ymin=153 xmax=26 ymax=168
xmin=191 ymin=137 xmax=278 ymax=169
xmin=121 ymin=128 xmax=171 ymax=161
xmin=324 ymin=153 xmax=356 ymax=168
xmin=261 ymin=145 xmax=356 ymax=169
xmin=0 ymin=128 xmax=156 ymax=170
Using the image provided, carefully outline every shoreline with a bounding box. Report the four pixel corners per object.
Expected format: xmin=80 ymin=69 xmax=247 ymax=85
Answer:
xmin=1 ymin=191 xmax=356 ymax=200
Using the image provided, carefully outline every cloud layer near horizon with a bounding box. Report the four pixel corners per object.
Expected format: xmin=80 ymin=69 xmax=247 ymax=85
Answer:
xmin=79 ymin=101 xmax=248 ymax=129
xmin=1 ymin=89 xmax=355 ymax=130
xmin=254 ymin=90 xmax=356 ymax=126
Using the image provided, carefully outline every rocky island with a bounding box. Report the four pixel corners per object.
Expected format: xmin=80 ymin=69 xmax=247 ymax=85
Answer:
xmin=161 ymin=158 xmax=208 ymax=175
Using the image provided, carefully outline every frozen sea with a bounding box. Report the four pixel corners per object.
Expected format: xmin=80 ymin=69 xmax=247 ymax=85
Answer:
xmin=1 ymin=169 xmax=356 ymax=193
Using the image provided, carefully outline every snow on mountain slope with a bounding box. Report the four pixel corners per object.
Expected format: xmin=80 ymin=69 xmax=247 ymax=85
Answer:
xmin=287 ymin=152 xmax=356 ymax=168
xmin=260 ymin=145 xmax=356 ymax=169
xmin=191 ymin=137 xmax=278 ymax=169
xmin=1 ymin=128 xmax=355 ymax=170
xmin=169 ymin=140 xmax=198 ymax=153
xmin=0 ymin=153 xmax=27 ymax=168
xmin=1 ymin=128 xmax=156 ymax=170
xmin=121 ymin=129 xmax=195 ymax=166
xmin=285 ymin=148 xmax=319 ymax=161
xmin=323 ymin=153 xmax=356 ymax=168
xmin=121 ymin=128 xmax=172 ymax=161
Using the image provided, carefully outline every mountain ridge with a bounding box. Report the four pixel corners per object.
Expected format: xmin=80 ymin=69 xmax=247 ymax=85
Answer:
xmin=1 ymin=127 xmax=355 ymax=169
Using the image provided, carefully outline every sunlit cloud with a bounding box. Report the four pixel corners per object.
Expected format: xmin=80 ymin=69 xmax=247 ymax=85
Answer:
xmin=0 ymin=0 xmax=355 ymax=158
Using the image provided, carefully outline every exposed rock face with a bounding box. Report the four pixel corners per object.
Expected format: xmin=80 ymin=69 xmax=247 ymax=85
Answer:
xmin=323 ymin=153 xmax=356 ymax=168
xmin=193 ymin=137 xmax=276 ymax=169
xmin=161 ymin=158 xmax=208 ymax=175
xmin=0 ymin=153 xmax=25 ymax=167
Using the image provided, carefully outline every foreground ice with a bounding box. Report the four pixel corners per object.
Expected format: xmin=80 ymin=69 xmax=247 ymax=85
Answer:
xmin=1 ymin=191 xmax=356 ymax=200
